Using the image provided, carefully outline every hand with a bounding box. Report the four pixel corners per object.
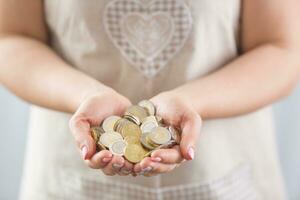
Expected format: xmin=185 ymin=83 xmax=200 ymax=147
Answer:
xmin=69 ymin=89 xmax=134 ymax=176
xmin=133 ymin=91 xmax=202 ymax=176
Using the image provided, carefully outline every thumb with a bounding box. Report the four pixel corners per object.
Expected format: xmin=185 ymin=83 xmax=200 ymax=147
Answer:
xmin=179 ymin=111 xmax=202 ymax=160
xmin=69 ymin=115 xmax=96 ymax=160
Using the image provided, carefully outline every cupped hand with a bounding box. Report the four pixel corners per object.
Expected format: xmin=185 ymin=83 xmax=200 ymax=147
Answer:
xmin=133 ymin=91 xmax=202 ymax=176
xmin=69 ymin=89 xmax=134 ymax=176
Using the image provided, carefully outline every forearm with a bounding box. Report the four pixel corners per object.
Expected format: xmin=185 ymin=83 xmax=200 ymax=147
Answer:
xmin=174 ymin=44 xmax=300 ymax=119
xmin=0 ymin=35 xmax=111 ymax=113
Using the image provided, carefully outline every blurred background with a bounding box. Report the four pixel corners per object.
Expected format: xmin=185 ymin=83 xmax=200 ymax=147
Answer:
xmin=0 ymin=84 xmax=299 ymax=200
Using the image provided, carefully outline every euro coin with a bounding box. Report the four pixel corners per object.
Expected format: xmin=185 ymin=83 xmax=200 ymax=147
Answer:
xmin=141 ymin=116 xmax=158 ymax=133
xmin=90 ymin=127 xmax=104 ymax=143
xmin=99 ymin=131 xmax=123 ymax=148
xmin=140 ymin=132 xmax=157 ymax=150
xmin=110 ymin=140 xmax=127 ymax=156
xmin=146 ymin=134 xmax=160 ymax=148
xmin=125 ymin=105 xmax=148 ymax=125
xmin=120 ymin=121 xmax=141 ymax=138
xmin=155 ymin=140 xmax=177 ymax=150
xmin=168 ymin=126 xmax=181 ymax=144
xmin=114 ymin=118 xmax=129 ymax=133
xmin=124 ymin=135 xmax=140 ymax=144
xmin=124 ymin=144 xmax=146 ymax=163
xmin=143 ymin=150 xmax=155 ymax=158
xmin=123 ymin=114 xmax=140 ymax=125
xmin=148 ymin=127 xmax=171 ymax=145
xmin=89 ymin=99 xmax=181 ymax=163
xmin=138 ymin=100 xmax=156 ymax=116
xmin=97 ymin=141 xmax=107 ymax=150
xmin=102 ymin=116 xmax=121 ymax=132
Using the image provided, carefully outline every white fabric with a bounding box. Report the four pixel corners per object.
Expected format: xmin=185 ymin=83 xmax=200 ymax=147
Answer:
xmin=19 ymin=0 xmax=287 ymax=199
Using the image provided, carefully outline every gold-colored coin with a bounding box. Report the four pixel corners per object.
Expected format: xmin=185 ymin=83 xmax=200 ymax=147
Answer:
xmin=141 ymin=115 xmax=157 ymax=124
xmin=148 ymin=127 xmax=171 ymax=145
xmin=143 ymin=149 xmax=155 ymax=158
xmin=99 ymin=131 xmax=123 ymax=148
xmin=120 ymin=121 xmax=141 ymax=138
xmin=109 ymin=140 xmax=127 ymax=156
xmin=124 ymin=144 xmax=147 ymax=163
xmin=140 ymin=132 xmax=157 ymax=150
xmin=97 ymin=141 xmax=107 ymax=151
xmin=89 ymin=99 xmax=180 ymax=162
xmin=146 ymin=134 xmax=160 ymax=148
xmin=115 ymin=118 xmax=129 ymax=133
xmin=102 ymin=116 xmax=121 ymax=132
xmin=123 ymin=114 xmax=140 ymax=125
xmin=90 ymin=127 xmax=104 ymax=143
xmin=125 ymin=105 xmax=148 ymax=125
xmin=124 ymin=135 xmax=140 ymax=144
xmin=138 ymin=100 xmax=156 ymax=116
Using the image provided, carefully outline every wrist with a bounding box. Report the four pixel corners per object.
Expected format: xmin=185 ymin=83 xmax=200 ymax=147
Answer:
xmin=69 ymin=81 xmax=115 ymax=113
xmin=79 ymin=85 xmax=114 ymax=104
xmin=170 ymin=86 xmax=206 ymax=118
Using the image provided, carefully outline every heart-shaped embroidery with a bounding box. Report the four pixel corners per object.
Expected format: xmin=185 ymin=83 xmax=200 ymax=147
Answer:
xmin=104 ymin=0 xmax=192 ymax=78
xmin=123 ymin=13 xmax=174 ymax=60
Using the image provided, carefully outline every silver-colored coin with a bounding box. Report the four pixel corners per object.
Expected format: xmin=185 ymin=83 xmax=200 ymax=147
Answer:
xmin=141 ymin=116 xmax=158 ymax=133
xmin=123 ymin=114 xmax=140 ymax=125
xmin=109 ymin=140 xmax=127 ymax=156
xmin=99 ymin=131 xmax=123 ymax=148
xmin=138 ymin=100 xmax=156 ymax=116
xmin=102 ymin=116 xmax=121 ymax=132
xmin=140 ymin=132 xmax=157 ymax=150
xmin=155 ymin=140 xmax=177 ymax=150
xmin=148 ymin=127 xmax=172 ymax=145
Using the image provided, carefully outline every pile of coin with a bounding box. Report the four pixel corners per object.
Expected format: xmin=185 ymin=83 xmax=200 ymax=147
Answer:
xmin=90 ymin=100 xmax=181 ymax=163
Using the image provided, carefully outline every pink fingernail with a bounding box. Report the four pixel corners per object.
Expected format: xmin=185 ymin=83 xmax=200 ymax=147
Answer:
xmin=151 ymin=157 xmax=162 ymax=162
xmin=188 ymin=147 xmax=194 ymax=160
xmin=81 ymin=146 xmax=88 ymax=160
xmin=102 ymin=157 xmax=112 ymax=163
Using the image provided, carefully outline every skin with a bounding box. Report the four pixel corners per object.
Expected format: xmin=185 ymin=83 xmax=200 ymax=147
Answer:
xmin=0 ymin=0 xmax=300 ymax=177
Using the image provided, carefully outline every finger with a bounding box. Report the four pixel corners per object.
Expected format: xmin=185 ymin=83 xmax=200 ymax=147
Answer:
xmin=133 ymin=162 xmax=143 ymax=176
xmin=137 ymin=157 xmax=154 ymax=175
xmin=119 ymin=160 xmax=134 ymax=176
xmin=132 ymin=156 xmax=151 ymax=175
xmin=102 ymin=155 xmax=125 ymax=176
xmin=150 ymin=145 xmax=184 ymax=164
xmin=138 ymin=157 xmax=177 ymax=176
xmin=69 ymin=114 xmax=96 ymax=160
xmin=179 ymin=111 xmax=202 ymax=160
xmin=144 ymin=163 xmax=177 ymax=177
xmin=85 ymin=150 xmax=113 ymax=169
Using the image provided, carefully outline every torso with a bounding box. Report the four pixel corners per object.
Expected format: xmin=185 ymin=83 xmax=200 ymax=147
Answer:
xmin=19 ymin=1 xmax=286 ymax=199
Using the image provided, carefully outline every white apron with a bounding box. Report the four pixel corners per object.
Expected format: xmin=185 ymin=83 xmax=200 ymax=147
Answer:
xmin=19 ymin=0 xmax=287 ymax=199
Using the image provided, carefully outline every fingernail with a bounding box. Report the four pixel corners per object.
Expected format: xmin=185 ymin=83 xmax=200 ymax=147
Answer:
xmin=107 ymin=153 xmax=113 ymax=157
xmin=139 ymin=166 xmax=152 ymax=175
xmin=81 ymin=146 xmax=88 ymax=160
xmin=102 ymin=157 xmax=112 ymax=163
xmin=120 ymin=168 xmax=131 ymax=174
xmin=188 ymin=147 xmax=195 ymax=160
xmin=151 ymin=157 xmax=162 ymax=162
xmin=112 ymin=163 xmax=123 ymax=170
